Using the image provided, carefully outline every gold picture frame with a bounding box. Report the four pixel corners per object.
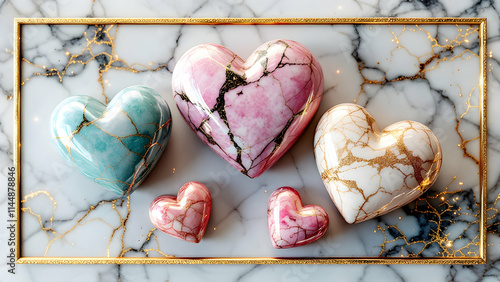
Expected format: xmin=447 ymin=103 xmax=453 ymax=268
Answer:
xmin=13 ymin=17 xmax=488 ymax=265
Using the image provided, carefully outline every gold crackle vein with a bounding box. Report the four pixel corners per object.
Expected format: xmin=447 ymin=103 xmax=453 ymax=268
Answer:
xmin=358 ymin=25 xmax=482 ymax=256
xmin=21 ymin=23 xmax=486 ymax=259
xmin=21 ymin=23 xmax=171 ymax=257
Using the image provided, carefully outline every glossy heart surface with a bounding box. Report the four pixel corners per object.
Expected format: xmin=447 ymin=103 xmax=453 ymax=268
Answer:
xmin=267 ymin=187 xmax=329 ymax=249
xmin=314 ymin=103 xmax=442 ymax=224
xmin=172 ymin=39 xmax=323 ymax=178
xmin=149 ymin=181 xmax=212 ymax=243
xmin=50 ymin=86 xmax=172 ymax=196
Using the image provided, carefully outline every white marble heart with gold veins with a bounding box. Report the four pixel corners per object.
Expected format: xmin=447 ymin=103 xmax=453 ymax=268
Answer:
xmin=314 ymin=103 xmax=442 ymax=224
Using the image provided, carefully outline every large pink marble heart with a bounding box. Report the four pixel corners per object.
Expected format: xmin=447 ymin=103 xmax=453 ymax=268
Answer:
xmin=172 ymin=40 xmax=323 ymax=178
xmin=149 ymin=182 xmax=212 ymax=243
xmin=267 ymin=187 xmax=329 ymax=249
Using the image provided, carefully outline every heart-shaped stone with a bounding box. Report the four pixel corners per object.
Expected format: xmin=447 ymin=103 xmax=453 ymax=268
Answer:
xmin=267 ymin=187 xmax=329 ymax=249
xmin=50 ymin=86 xmax=172 ymax=196
xmin=172 ymin=39 xmax=323 ymax=178
xmin=149 ymin=181 xmax=212 ymax=243
xmin=314 ymin=103 xmax=442 ymax=224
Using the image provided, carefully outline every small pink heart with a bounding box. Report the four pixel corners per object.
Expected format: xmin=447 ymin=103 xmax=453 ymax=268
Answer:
xmin=173 ymin=39 xmax=323 ymax=178
xmin=267 ymin=187 xmax=329 ymax=249
xmin=149 ymin=182 xmax=212 ymax=243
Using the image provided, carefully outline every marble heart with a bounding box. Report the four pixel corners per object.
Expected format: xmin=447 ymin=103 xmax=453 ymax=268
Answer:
xmin=267 ymin=187 xmax=329 ymax=249
xmin=172 ymin=39 xmax=323 ymax=178
xmin=50 ymin=86 xmax=172 ymax=196
xmin=314 ymin=103 xmax=442 ymax=224
xmin=149 ymin=181 xmax=212 ymax=243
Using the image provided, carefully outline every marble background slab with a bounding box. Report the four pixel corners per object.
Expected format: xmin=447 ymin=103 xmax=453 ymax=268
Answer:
xmin=19 ymin=22 xmax=482 ymax=260
xmin=0 ymin=0 xmax=500 ymax=281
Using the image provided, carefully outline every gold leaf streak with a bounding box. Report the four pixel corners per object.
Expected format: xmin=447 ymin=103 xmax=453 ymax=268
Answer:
xmin=455 ymin=84 xmax=481 ymax=164
xmin=355 ymin=25 xmax=481 ymax=254
xmin=21 ymin=191 xmax=57 ymax=237
xmin=377 ymin=184 xmax=480 ymax=257
xmin=22 ymin=24 xmax=167 ymax=102
xmin=355 ymin=25 xmax=479 ymax=103
xmin=22 ymin=191 xmax=169 ymax=257
xmin=136 ymin=228 xmax=174 ymax=258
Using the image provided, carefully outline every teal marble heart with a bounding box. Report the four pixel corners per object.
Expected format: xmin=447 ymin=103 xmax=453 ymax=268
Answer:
xmin=50 ymin=86 xmax=172 ymax=196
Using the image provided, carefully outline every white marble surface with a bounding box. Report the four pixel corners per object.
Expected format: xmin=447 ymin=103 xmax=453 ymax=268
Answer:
xmin=0 ymin=0 xmax=499 ymax=281
xmin=17 ymin=22 xmax=481 ymax=259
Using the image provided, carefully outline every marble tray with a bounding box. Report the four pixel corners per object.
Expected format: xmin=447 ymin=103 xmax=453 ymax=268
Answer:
xmin=13 ymin=18 xmax=487 ymax=264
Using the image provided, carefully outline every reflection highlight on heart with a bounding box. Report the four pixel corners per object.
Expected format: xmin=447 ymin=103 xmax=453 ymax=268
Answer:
xmin=314 ymin=103 xmax=442 ymax=224
xmin=50 ymin=86 xmax=172 ymax=196
xmin=172 ymin=39 xmax=323 ymax=178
